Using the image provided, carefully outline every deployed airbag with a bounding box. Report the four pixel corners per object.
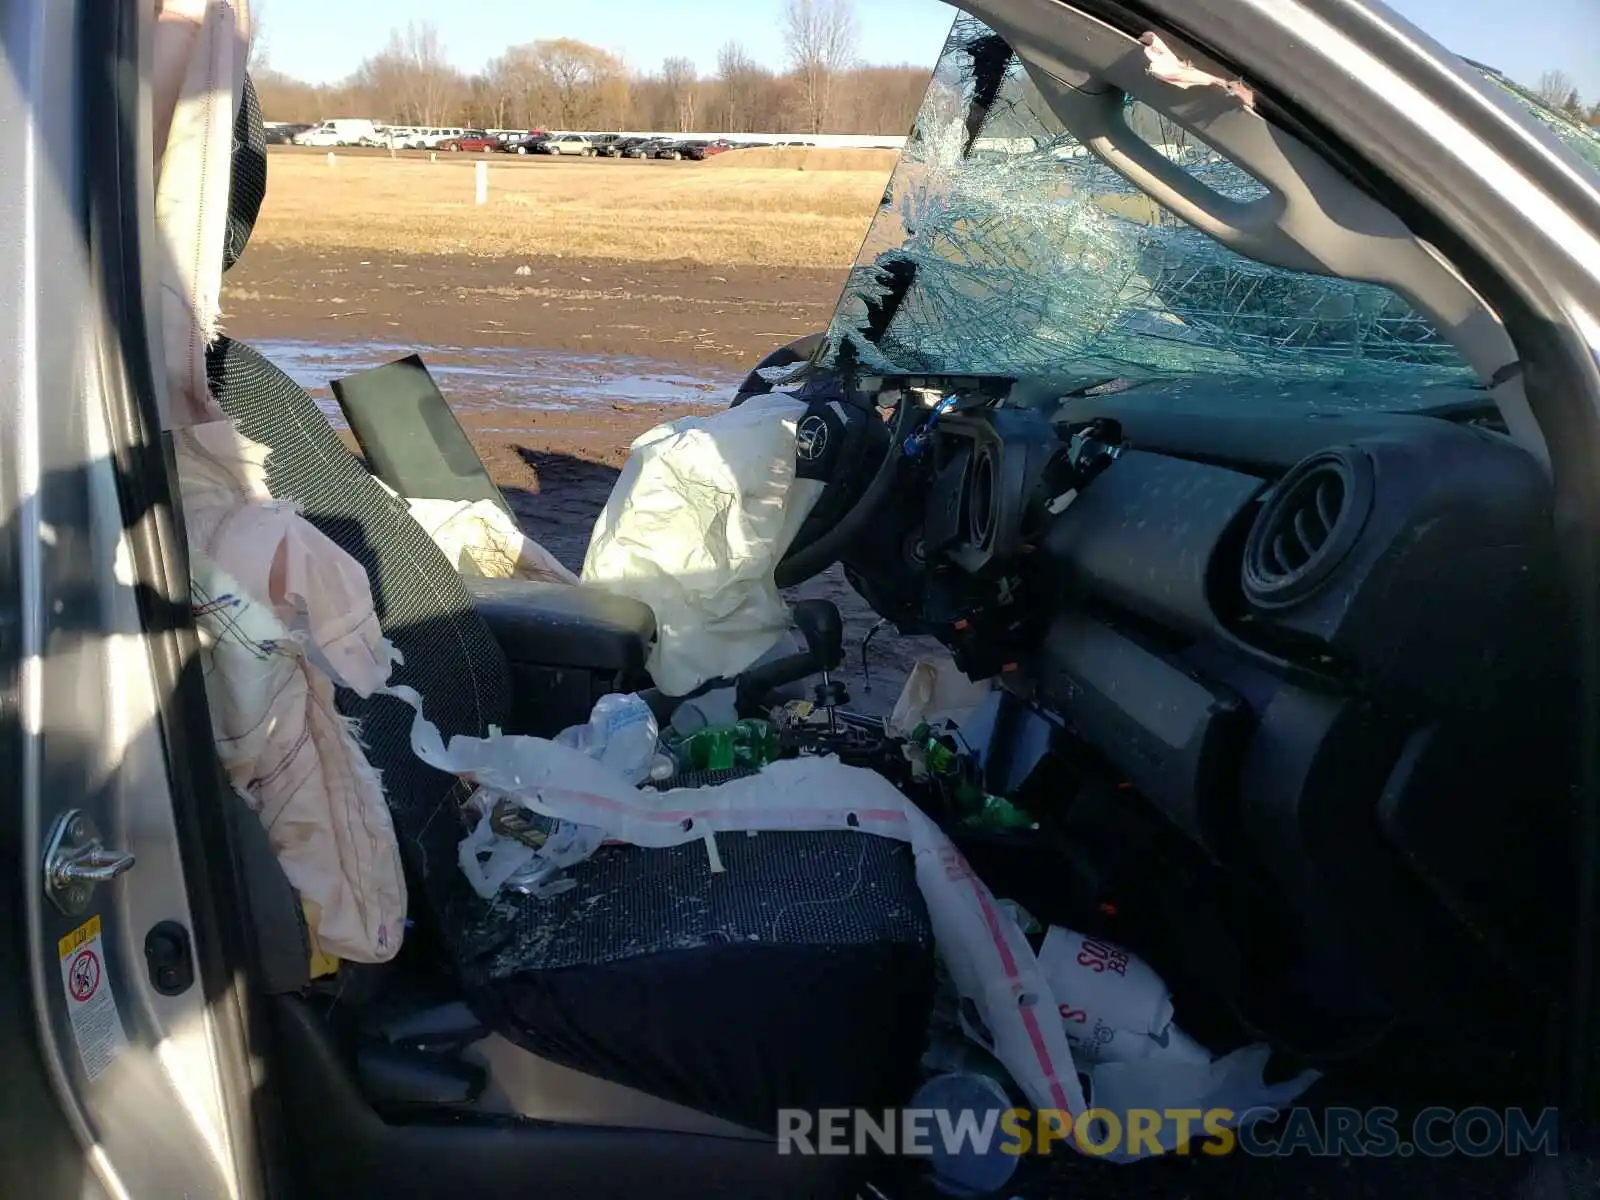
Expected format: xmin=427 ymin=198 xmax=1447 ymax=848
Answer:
xmin=581 ymin=393 xmax=824 ymax=695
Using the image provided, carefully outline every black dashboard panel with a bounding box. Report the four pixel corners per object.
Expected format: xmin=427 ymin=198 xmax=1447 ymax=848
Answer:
xmin=1061 ymin=385 xmax=1498 ymax=474
xmin=1039 ymin=611 xmax=1247 ymax=858
xmin=897 ymin=395 xmax=1560 ymax=935
xmin=1040 ymin=450 xmax=1264 ymax=642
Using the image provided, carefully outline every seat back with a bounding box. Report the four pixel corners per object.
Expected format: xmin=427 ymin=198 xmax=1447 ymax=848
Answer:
xmin=331 ymin=354 xmax=512 ymax=515
xmin=207 ymin=337 xmax=512 ymax=961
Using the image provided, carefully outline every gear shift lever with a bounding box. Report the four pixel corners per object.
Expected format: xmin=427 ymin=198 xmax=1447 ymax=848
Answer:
xmin=793 ymin=599 xmax=848 ymax=732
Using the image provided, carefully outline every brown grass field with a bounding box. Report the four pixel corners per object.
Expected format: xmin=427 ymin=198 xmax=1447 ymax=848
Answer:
xmin=252 ymin=147 xmax=898 ymax=268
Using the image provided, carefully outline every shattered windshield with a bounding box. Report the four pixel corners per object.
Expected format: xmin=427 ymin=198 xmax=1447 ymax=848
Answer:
xmin=1479 ymin=68 xmax=1600 ymax=172
xmin=822 ymin=15 xmax=1485 ymax=399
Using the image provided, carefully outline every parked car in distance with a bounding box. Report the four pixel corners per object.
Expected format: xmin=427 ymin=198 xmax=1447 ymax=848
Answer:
xmin=442 ymin=130 xmax=498 ymax=152
xmin=682 ymin=139 xmax=735 ymax=161
xmin=293 ymin=118 xmax=383 ymax=147
xmin=621 ymin=137 xmax=669 ymax=158
xmin=506 ymin=132 xmax=551 ymax=155
xmin=263 ymin=122 xmax=312 ymax=145
xmin=539 ymin=132 xmax=596 ymax=156
xmin=598 ymin=136 xmax=642 ymax=157
xmin=587 ymin=134 xmax=623 ymax=153
xmin=654 ymin=139 xmax=707 ymax=160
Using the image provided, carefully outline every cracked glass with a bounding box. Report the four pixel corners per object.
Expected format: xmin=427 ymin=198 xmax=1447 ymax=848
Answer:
xmin=821 ymin=15 xmax=1500 ymax=401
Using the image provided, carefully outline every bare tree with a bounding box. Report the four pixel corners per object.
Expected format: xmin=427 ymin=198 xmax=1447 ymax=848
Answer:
xmin=783 ymin=0 xmax=859 ymax=133
xmin=354 ymin=22 xmax=462 ymax=125
xmin=247 ymin=0 xmax=270 ymax=74
xmin=528 ymin=39 xmax=629 ymax=129
xmin=1534 ymin=69 xmax=1576 ymax=107
xmin=661 ymin=56 xmax=698 ymax=132
xmin=484 ymin=44 xmax=550 ymax=129
xmin=714 ymin=41 xmax=770 ymax=132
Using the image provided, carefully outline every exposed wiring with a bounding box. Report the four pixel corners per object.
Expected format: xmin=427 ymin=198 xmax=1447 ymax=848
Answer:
xmin=860 ymin=617 xmax=892 ymax=693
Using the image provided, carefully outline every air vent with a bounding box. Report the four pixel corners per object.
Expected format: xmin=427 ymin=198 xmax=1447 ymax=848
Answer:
xmin=1242 ymin=448 xmax=1374 ymax=609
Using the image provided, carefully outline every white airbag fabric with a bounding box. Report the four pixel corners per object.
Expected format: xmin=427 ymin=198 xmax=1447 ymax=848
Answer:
xmin=406 ymin=495 xmax=579 ymax=585
xmin=581 ymin=393 xmax=824 ymax=695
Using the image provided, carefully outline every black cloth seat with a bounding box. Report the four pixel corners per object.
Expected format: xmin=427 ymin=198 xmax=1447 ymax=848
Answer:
xmin=205 ymin=80 xmax=936 ymax=1134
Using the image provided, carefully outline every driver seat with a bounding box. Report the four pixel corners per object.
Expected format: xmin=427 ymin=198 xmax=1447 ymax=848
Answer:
xmin=206 ymin=76 xmax=937 ymax=1169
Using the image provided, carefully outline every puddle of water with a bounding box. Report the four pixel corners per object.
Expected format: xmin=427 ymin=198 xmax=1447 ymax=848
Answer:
xmin=254 ymin=339 xmax=738 ymax=425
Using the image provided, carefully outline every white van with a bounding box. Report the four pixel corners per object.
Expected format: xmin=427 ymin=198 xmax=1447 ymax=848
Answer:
xmin=294 ymin=119 xmax=383 ymax=147
xmin=411 ymin=127 xmax=466 ymax=149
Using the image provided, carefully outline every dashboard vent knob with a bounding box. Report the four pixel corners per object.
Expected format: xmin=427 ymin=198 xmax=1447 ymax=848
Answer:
xmin=1242 ymin=448 xmax=1374 ymax=609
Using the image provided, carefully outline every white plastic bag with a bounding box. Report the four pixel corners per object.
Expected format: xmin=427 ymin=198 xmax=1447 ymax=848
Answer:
xmin=581 ymin=393 xmax=825 ymax=695
xmin=1038 ymin=926 xmax=1320 ymax=1158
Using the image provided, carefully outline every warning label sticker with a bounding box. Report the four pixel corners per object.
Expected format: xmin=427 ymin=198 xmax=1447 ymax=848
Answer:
xmin=58 ymin=915 xmax=128 ymax=1081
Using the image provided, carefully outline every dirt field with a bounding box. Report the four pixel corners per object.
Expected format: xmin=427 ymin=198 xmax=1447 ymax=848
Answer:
xmin=255 ymin=146 xmax=893 ymax=267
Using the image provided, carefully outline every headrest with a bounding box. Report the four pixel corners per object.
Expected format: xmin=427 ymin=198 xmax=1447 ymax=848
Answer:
xmin=225 ymin=72 xmax=266 ymax=272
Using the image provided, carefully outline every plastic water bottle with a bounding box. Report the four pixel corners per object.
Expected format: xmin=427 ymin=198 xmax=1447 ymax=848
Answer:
xmin=911 ymin=1072 xmax=1021 ymax=1197
xmin=558 ymin=693 xmax=660 ymax=785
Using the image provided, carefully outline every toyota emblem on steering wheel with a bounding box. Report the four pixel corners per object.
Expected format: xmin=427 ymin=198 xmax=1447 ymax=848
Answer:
xmin=796 ymin=414 xmax=829 ymax=463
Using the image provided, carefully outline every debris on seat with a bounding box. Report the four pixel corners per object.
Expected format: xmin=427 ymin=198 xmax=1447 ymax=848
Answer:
xmin=386 ymin=682 xmax=1091 ymax=1126
xmin=458 ymin=692 xmax=668 ymax=899
xmin=581 ymin=393 xmax=826 ymax=695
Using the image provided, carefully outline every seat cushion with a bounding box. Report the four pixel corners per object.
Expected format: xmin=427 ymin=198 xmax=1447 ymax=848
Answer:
xmin=462 ymin=575 xmax=655 ymax=674
xmin=465 ymin=828 xmax=937 ymax=1135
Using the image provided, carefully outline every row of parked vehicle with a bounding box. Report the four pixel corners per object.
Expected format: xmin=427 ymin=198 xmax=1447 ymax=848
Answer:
xmin=265 ymin=120 xmax=819 ymax=161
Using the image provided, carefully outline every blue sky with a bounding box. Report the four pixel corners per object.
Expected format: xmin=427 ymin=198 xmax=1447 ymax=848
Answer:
xmin=258 ymin=0 xmax=1599 ymax=102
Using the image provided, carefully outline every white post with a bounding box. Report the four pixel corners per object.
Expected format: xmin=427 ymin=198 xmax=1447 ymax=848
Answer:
xmin=326 ymin=151 xmax=335 ymax=168
xmin=429 ymin=151 xmax=437 ymax=163
xmin=475 ymin=160 xmax=488 ymax=206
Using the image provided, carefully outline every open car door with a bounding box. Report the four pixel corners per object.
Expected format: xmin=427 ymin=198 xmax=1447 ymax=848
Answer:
xmin=0 ymin=3 xmax=269 ymax=1196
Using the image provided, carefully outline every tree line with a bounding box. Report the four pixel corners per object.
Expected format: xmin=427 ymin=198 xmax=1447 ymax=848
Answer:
xmin=253 ymin=0 xmax=929 ymax=135
xmin=251 ymin=0 xmax=1600 ymax=140
xmin=1531 ymin=70 xmax=1600 ymax=127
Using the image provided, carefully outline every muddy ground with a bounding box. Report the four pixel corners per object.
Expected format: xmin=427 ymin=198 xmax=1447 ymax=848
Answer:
xmin=225 ymin=246 xmax=844 ymax=364
xmin=224 ymin=246 xmax=935 ymax=710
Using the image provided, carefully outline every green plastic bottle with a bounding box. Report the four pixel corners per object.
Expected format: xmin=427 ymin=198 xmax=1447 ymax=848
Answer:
xmin=678 ymin=719 xmax=779 ymax=773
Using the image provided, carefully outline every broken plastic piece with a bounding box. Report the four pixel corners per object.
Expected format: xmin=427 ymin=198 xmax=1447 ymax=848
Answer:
xmin=1140 ymin=32 xmax=1256 ymax=109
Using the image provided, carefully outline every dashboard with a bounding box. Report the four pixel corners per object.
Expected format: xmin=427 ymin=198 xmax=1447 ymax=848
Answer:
xmin=839 ymin=375 xmax=1569 ymax=989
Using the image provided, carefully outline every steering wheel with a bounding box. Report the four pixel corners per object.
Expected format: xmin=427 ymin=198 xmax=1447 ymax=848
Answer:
xmin=726 ymin=333 xmax=918 ymax=588
xmin=729 ymin=332 xmax=827 ymax=408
